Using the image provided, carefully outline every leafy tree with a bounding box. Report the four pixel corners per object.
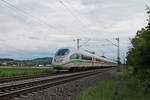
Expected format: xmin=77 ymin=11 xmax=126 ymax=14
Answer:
xmin=126 ymin=6 xmax=150 ymax=93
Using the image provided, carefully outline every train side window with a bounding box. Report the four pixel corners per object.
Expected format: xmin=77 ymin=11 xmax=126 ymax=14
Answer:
xmin=96 ymin=58 xmax=101 ymax=61
xmin=70 ymin=54 xmax=79 ymax=59
xmin=76 ymin=54 xmax=80 ymax=59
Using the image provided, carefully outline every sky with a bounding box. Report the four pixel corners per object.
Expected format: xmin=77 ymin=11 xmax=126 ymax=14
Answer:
xmin=0 ymin=0 xmax=149 ymax=62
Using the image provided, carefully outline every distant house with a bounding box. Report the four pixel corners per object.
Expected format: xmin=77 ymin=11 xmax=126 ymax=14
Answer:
xmin=45 ymin=64 xmax=52 ymax=67
xmin=2 ymin=62 xmax=7 ymax=66
xmin=38 ymin=65 xmax=44 ymax=67
xmin=12 ymin=64 xmax=17 ymax=67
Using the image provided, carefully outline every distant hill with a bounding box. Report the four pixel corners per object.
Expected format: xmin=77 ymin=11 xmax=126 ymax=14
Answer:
xmin=32 ymin=57 xmax=53 ymax=65
xmin=0 ymin=58 xmax=14 ymax=61
xmin=0 ymin=57 xmax=53 ymax=66
xmin=33 ymin=57 xmax=52 ymax=61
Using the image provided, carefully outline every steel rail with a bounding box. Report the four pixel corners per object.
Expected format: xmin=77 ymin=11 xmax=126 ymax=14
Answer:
xmin=0 ymin=67 xmax=115 ymax=100
xmin=0 ymin=73 xmax=50 ymax=83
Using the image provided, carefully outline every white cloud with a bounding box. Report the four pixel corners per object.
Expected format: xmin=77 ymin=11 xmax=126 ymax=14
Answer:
xmin=0 ymin=0 xmax=149 ymax=59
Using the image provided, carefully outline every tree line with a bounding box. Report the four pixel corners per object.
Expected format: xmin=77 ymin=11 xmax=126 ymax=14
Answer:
xmin=126 ymin=6 xmax=150 ymax=93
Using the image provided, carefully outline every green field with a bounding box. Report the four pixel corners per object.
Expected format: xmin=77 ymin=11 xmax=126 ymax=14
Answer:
xmin=0 ymin=67 xmax=54 ymax=77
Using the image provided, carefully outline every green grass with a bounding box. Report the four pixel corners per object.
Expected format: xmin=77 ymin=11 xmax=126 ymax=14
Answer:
xmin=115 ymin=68 xmax=150 ymax=100
xmin=74 ymin=67 xmax=150 ymax=100
xmin=0 ymin=67 xmax=54 ymax=77
xmin=74 ymin=80 xmax=116 ymax=100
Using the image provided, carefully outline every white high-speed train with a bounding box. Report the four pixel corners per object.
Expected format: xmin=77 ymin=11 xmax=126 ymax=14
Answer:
xmin=52 ymin=48 xmax=117 ymax=70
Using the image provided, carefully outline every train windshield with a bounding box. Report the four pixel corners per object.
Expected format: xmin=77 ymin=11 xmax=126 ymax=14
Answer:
xmin=55 ymin=49 xmax=70 ymax=56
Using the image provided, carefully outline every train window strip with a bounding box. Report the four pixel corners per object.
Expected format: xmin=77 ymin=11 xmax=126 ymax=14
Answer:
xmin=81 ymin=55 xmax=92 ymax=60
xmin=96 ymin=58 xmax=102 ymax=61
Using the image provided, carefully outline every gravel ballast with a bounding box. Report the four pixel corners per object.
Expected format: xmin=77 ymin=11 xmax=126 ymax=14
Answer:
xmin=15 ymin=68 xmax=116 ymax=100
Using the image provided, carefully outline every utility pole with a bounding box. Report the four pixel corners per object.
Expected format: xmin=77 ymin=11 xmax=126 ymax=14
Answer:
xmin=74 ymin=38 xmax=81 ymax=59
xmin=77 ymin=39 xmax=80 ymax=50
xmin=74 ymin=38 xmax=90 ymax=50
xmin=105 ymin=38 xmax=121 ymax=65
xmin=73 ymin=39 xmax=81 ymax=50
xmin=116 ymin=37 xmax=120 ymax=66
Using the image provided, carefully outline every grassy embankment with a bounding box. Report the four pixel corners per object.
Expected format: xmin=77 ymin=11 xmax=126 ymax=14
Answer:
xmin=0 ymin=67 xmax=54 ymax=77
xmin=75 ymin=67 xmax=150 ymax=100
xmin=75 ymin=80 xmax=116 ymax=100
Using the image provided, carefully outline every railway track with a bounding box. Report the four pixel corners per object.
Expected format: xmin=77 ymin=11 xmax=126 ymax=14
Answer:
xmin=0 ymin=67 xmax=114 ymax=83
xmin=0 ymin=70 xmax=71 ymax=83
xmin=0 ymin=67 xmax=115 ymax=100
xmin=0 ymin=73 xmax=50 ymax=83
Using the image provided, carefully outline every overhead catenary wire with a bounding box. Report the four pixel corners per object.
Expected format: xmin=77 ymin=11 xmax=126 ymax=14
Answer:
xmin=63 ymin=0 xmax=91 ymax=26
xmin=58 ymin=0 xmax=113 ymax=39
xmin=0 ymin=0 xmax=76 ymax=55
xmin=58 ymin=0 xmax=86 ymax=27
xmin=57 ymin=0 xmax=93 ymax=37
xmin=57 ymin=0 xmax=100 ymax=50
xmin=79 ymin=38 xmax=91 ymax=48
xmin=0 ymin=0 xmax=65 ymax=33
xmin=1 ymin=0 xmax=82 ymax=49
xmin=0 ymin=0 xmax=84 ymax=38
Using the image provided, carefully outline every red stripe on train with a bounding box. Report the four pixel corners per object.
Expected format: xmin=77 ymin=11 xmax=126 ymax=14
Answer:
xmin=87 ymin=61 xmax=105 ymax=64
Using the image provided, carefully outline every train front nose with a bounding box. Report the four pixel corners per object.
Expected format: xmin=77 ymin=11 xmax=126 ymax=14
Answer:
xmin=53 ymin=56 xmax=63 ymax=64
xmin=53 ymin=48 xmax=70 ymax=65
